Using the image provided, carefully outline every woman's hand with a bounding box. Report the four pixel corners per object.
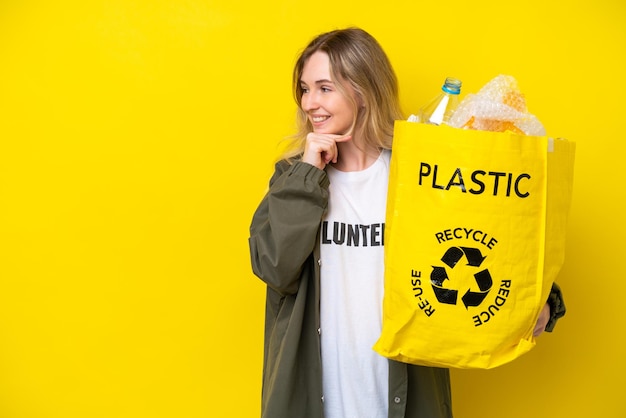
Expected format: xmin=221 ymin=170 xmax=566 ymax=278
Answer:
xmin=302 ymin=132 xmax=352 ymax=170
xmin=533 ymin=303 xmax=551 ymax=337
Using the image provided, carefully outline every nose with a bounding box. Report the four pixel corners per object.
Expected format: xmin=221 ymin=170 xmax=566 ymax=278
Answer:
xmin=301 ymin=91 xmax=319 ymax=112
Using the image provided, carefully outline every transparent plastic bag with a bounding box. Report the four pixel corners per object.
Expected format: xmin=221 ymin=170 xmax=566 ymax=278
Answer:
xmin=447 ymin=75 xmax=546 ymax=136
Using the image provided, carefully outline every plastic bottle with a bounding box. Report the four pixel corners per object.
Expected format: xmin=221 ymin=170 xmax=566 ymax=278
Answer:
xmin=419 ymin=77 xmax=462 ymax=126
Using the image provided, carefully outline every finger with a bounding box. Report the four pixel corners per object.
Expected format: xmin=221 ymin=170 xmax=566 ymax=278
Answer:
xmin=323 ymin=151 xmax=334 ymax=165
xmin=533 ymin=304 xmax=550 ymax=337
xmin=331 ymin=147 xmax=339 ymax=164
xmin=326 ymin=141 xmax=339 ymax=164
xmin=303 ymin=133 xmax=349 ymax=168
xmin=333 ymin=134 xmax=352 ymax=143
xmin=303 ymin=139 xmax=334 ymax=169
xmin=317 ymin=135 xmax=347 ymax=165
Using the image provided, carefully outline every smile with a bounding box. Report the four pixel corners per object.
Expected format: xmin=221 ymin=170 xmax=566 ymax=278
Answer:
xmin=312 ymin=116 xmax=330 ymax=123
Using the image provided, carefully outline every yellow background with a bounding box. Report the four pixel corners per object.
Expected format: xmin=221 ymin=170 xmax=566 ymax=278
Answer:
xmin=0 ymin=0 xmax=624 ymax=417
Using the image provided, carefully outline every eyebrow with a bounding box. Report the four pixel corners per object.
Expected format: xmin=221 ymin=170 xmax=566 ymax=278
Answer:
xmin=300 ymin=79 xmax=335 ymax=86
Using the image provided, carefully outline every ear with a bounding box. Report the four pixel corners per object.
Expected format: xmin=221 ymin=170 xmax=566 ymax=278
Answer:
xmin=356 ymin=92 xmax=366 ymax=109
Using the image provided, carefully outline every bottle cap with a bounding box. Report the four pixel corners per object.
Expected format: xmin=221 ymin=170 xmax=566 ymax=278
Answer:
xmin=442 ymin=77 xmax=462 ymax=95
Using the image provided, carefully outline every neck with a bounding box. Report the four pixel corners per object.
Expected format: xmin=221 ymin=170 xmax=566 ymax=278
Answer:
xmin=331 ymin=139 xmax=381 ymax=172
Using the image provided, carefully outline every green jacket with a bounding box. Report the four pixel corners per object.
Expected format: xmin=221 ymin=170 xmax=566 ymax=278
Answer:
xmin=249 ymin=160 xmax=565 ymax=418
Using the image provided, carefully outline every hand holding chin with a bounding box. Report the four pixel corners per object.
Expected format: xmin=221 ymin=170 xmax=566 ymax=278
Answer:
xmin=302 ymin=132 xmax=352 ymax=170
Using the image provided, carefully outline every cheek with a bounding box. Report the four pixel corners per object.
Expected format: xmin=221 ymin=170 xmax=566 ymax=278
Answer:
xmin=336 ymin=96 xmax=355 ymax=115
xmin=344 ymin=103 xmax=358 ymax=122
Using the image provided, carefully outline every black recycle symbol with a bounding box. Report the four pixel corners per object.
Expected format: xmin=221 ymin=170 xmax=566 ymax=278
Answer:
xmin=430 ymin=246 xmax=493 ymax=309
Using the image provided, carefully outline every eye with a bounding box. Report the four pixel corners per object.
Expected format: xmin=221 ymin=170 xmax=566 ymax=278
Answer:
xmin=300 ymin=85 xmax=309 ymax=94
xmin=321 ymin=86 xmax=332 ymax=93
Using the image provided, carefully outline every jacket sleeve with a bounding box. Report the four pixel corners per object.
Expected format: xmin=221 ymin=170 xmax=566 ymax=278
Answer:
xmin=249 ymin=160 xmax=329 ymax=296
xmin=545 ymin=282 xmax=566 ymax=332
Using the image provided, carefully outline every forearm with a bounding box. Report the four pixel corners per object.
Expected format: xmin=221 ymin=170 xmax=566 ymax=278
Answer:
xmin=249 ymin=161 xmax=329 ymax=295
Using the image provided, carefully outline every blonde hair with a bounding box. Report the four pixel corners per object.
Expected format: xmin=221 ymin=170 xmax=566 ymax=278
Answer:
xmin=281 ymin=28 xmax=403 ymax=161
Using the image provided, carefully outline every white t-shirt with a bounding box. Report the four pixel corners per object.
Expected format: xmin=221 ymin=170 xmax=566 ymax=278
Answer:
xmin=320 ymin=150 xmax=390 ymax=418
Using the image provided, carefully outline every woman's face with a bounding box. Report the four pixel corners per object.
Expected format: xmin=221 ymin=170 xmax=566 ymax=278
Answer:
xmin=299 ymin=51 xmax=357 ymax=135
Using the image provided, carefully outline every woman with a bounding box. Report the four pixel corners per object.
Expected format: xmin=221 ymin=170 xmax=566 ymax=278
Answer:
xmin=248 ymin=27 xmax=564 ymax=418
